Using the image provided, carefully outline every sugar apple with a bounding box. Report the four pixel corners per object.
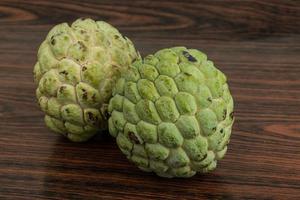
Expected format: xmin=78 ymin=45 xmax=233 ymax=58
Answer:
xmin=108 ymin=47 xmax=234 ymax=178
xmin=33 ymin=18 xmax=139 ymax=142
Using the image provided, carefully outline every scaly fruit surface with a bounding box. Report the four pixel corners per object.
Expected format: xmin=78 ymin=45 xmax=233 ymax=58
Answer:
xmin=33 ymin=18 xmax=139 ymax=142
xmin=108 ymin=47 xmax=234 ymax=178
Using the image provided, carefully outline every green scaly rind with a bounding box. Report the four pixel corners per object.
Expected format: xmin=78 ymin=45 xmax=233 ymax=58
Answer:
xmin=108 ymin=47 xmax=234 ymax=177
xmin=34 ymin=18 xmax=140 ymax=142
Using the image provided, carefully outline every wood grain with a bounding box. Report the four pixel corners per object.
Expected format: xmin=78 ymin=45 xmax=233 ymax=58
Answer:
xmin=0 ymin=0 xmax=299 ymax=199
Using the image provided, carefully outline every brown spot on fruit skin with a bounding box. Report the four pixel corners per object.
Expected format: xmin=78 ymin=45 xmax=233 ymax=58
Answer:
xmin=82 ymin=92 xmax=88 ymax=100
xmin=87 ymin=112 xmax=93 ymax=119
xmin=87 ymin=112 xmax=98 ymax=125
xmin=77 ymin=41 xmax=87 ymax=52
xmin=128 ymin=132 xmax=140 ymax=144
xmin=50 ymin=32 xmax=62 ymax=45
xmin=80 ymin=30 xmax=87 ymax=34
xmin=51 ymin=39 xmax=56 ymax=45
xmin=184 ymin=72 xmax=192 ymax=76
xmin=59 ymin=70 xmax=68 ymax=76
xmin=207 ymin=97 xmax=212 ymax=102
xmin=92 ymin=94 xmax=96 ymax=102
xmin=230 ymin=112 xmax=234 ymax=119
xmin=212 ymin=127 xmax=217 ymax=132
xmin=81 ymin=89 xmax=88 ymax=100
xmin=82 ymin=66 xmax=87 ymax=71
xmin=182 ymin=51 xmax=197 ymax=62
xmin=223 ymin=109 xmax=227 ymax=120
xmin=59 ymin=86 xmax=66 ymax=93
xmin=114 ymin=35 xmax=119 ymax=39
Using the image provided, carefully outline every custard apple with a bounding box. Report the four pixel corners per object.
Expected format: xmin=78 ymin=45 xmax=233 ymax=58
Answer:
xmin=33 ymin=18 xmax=139 ymax=142
xmin=108 ymin=47 xmax=234 ymax=178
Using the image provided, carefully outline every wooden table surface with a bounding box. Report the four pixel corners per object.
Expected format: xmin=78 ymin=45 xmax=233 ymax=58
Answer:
xmin=0 ymin=0 xmax=299 ymax=199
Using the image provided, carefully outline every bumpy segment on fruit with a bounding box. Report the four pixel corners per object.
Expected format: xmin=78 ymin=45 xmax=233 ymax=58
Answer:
xmin=33 ymin=18 xmax=139 ymax=142
xmin=108 ymin=47 xmax=234 ymax=178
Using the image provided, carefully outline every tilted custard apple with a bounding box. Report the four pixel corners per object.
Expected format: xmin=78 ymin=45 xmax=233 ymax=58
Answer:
xmin=108 ymin=47 xmax=234 ymax=178
xmin=33 ymin=18 xmax=140 ymax=142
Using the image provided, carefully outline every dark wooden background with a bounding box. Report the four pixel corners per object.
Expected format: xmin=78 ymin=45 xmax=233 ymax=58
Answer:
xmin=0 ymin=0 xmax=299 ymax=199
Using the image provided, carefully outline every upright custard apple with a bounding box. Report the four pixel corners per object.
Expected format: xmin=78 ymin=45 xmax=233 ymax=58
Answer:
xmin=108 ymin=47 xmax=234 ymax=178
xmin=33 ymin=18 xmax=139 ymax=142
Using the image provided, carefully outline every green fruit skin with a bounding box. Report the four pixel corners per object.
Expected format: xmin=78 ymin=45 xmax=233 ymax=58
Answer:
xmin=34 ymin=18 xmax=140 ymax=142
xmin=108 ymin=47 xmax=234 ymax=178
